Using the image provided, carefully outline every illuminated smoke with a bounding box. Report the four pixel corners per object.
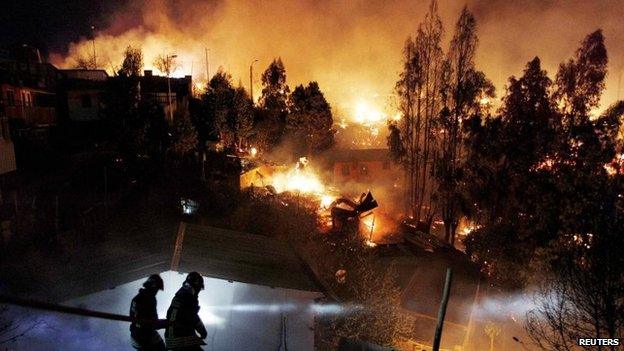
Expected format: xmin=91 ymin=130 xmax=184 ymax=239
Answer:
xmin=51 ymin=0 xmax=624 ymax=121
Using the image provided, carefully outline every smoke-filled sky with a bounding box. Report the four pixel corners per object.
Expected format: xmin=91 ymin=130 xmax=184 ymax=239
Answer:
xmin=8 ymin=0 xmax=624 ymax=116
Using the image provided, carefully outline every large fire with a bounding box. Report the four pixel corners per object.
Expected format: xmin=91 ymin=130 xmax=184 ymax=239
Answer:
xmin=270 ymin=157 xmax=331 ymax=199
xmin=241 ymin=157 xmax=336 ymax=205
xmin=354 ymin=99 xmax=384 ymax=125
xmin=335 ymin=97 xmax=400 ymax=148
xmin=240 ymin=156 xmax=400 ymax=243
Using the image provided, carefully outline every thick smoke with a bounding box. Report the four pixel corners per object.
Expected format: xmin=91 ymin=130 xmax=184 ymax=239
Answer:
xmin=51 ymin=0 xmax=624 ymax=119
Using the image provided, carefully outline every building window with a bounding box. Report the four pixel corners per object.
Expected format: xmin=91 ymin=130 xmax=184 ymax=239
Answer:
xmin=360 ymin=164 xmax=369 ymax=175
xmin=81 ymin=94 xmax=92 ymax=108
xmin=341 ymin=163 xmax=350 ymax=176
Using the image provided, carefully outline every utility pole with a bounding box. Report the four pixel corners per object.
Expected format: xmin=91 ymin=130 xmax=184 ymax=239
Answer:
xmin=166 ymin=54 xmax=178 ymax=121
xmin=433 ymin=268 xmax=453 ymax=351
xmin=250 ymin=59 xmax=258 ymax=103
xmin=104 ymin=166 xmax=108 ymax=219
xmin=91 ymin=25 xmax=97 ymax=68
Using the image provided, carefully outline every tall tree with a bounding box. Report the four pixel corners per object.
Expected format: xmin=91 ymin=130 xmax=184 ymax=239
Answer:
xmin=466 ymin=32 xmax=624 ymax=292
xmin=287 ymin=81 xmax=335 ymax=155
xmin=463 ymin=57 xmax=558 ymax=286
xmin=555 ymin=30 xmax=607 ymax=126
xmin=203 ymin=70 xmax=254 ymax=151
xmin=257 ymin=58 xmax=290 ymax=148
xmin=119 ymin=45 xmax=143 ymax=77
xmin=392 ymin=0 xmax=444 ymax=225
xmin=436 ymin=6 xmax=494 ymax=244
xmin=526 ymin=165 xmax=624 ymax=351
xmin=73 ymin=54 xmax=97 ymax=70
xmin=259 ymin=58 xmax=289 ymax=112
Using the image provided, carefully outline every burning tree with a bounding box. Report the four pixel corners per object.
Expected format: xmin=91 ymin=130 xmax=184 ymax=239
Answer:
xmin=392 ymin=0 xmax=444 ymax=225
xmin=391 ymin=1 xmax=493 ymax=243
xmin=436 ymin=6 xmax=494 ymax=244
xmin=457 ymin=28 xmax=624 ymax=350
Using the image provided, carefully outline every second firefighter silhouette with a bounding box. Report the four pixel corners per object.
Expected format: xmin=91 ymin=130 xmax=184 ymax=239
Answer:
xmin=130 ymin=274 xmax=167 ymax=351
xmin=165 ymin=272 xmax=208 ymax=350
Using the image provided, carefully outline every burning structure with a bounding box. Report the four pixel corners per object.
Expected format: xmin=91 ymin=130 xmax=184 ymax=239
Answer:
xmin=238 ymin=154 xmax=401 ymax=244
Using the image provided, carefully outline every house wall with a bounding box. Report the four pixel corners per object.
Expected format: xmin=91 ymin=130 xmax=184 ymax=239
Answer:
xmin=332 ymin=160 xmax=401 ymax=185
xmin=1 ymin=84 xmax=56 ymax=125
xmin=67 ymin=90 xmax=103 ymax=121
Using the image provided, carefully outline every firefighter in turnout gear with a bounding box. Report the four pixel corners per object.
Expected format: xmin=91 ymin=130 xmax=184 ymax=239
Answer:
xmin=165 ymin=272 xmax=207 ymax=350
xmin=130 ymin=274 xmax=166 ymax=351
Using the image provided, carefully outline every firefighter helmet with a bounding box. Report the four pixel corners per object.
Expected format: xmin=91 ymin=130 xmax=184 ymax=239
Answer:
xmin=185 ymin=272 xmax=205 ymax=290
xmin=143 ymin=274 xmax=164 ymax=291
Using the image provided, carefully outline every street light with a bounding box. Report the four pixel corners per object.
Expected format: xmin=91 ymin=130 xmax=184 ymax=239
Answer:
xmin=250 ymin=59 xmax=259 ymax=103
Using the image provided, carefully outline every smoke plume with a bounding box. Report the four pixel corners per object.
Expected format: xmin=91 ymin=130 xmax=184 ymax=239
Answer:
xmin=52 ymin=0 xmax=624 ymax=118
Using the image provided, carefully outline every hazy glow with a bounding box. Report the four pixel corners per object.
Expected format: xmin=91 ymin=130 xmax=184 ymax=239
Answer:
xmin=51 ymin=0 xmax=623 ymax=117
xmin=354 ymin=100 xmax=384 ymax=124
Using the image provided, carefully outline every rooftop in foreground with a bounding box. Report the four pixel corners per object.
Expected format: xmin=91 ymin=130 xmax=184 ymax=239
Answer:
xmin=175 ymin=223 xmax=322 ymax=292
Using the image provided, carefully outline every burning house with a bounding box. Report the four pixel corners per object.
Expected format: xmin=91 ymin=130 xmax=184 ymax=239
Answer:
xmin=327 ymin=148 xmax=402 ymax=188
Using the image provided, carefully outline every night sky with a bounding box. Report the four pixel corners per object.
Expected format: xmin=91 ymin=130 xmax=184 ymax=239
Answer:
xmin=2 ymin=0 xmax=623 ymax=110
xmin=0 ymin=0 xmax=126 ymax=56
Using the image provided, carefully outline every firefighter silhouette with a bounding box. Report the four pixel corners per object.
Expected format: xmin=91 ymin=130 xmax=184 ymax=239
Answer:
xmin=130 ymin=274 xmax=166 ymax=351
xmin=165 ymin=272 xmax=207 ymax=350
